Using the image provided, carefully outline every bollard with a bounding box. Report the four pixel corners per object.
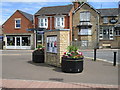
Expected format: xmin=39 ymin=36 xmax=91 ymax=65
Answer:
xmin=94 ymin=49 xmax=97 ymax=61
xmin=113 ymin=52 xmax=117 ymax=66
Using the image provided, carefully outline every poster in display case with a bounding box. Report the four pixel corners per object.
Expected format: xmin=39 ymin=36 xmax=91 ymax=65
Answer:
xmin=47 ymin=36 xmax=57 ymax=53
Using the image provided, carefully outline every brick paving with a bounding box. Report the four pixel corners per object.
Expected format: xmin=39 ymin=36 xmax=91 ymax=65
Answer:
xmin=1 ymin=79 xmax=118 ymax=88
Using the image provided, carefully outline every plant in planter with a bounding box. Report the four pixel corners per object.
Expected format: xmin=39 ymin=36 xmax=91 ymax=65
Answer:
xmin=61 ymin=46 xmax=84 ymax=73
xmin=32 ymin=44 xmax=44 ymax=63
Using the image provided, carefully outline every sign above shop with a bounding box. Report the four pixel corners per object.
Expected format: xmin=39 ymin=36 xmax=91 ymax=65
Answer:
xmin=109 ymin=18 xmax=118 ymax=24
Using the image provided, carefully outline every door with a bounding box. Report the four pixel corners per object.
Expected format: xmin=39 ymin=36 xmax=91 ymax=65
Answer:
xmin=15 ymin=37 xmax=21 ymax=49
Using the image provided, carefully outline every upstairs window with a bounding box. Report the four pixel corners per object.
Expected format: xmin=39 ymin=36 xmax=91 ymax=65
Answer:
xmin=55 ymin=17 xmax=64 ymax=28
xmin=79 ymin=26 xmax=91 ymax=35
xmin=80 ymin=12 xmax=90 ymax=22
xmin=38 ymin=18 xmax=48 ymax=28
xmin=15 ymin=18 xmax=21 ymax=28
xmin=103 ymin=17 xmax=108 ymax=24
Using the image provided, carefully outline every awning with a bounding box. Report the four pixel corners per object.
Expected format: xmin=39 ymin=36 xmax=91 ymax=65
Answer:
xmin=26 ymin=28 xmax=46 ymax=32
xmin=37 ymin=31 xmax=44 ymax=34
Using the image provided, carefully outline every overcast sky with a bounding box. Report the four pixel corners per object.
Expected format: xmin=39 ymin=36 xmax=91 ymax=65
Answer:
xmin=0 ymin=0 xmax=119 ymax=25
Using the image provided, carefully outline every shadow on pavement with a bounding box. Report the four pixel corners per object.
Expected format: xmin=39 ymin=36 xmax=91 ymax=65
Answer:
xmin=27 ymin=60 xmax=63 ymax=72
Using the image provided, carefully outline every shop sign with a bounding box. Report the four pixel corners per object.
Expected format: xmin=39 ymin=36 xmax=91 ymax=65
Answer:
xmin=109 ymin=18 xmax=118 ymax=24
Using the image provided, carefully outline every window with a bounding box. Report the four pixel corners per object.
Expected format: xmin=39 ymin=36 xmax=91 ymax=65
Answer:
xmin=7 ymin=36 xmax=15 ymax=46
xmin=103 ymin=17 xmax=108 ymax=24
xmin=79 ymin=26 xmax=91 ymax=35
xmin=115 ymin=30 xmax=120 ymax=36
xmin=22 ymin=37 xmax=30 ymax=46
xmin=15 ymin=18 xmax=21 ymax=28
xmin=39 ymin=18 xmax=48 ymax=28
xmin=55 ymin=17 xmax=64 ymax=28
xmin=81 ymin=40 xmax=88 ymax=47
xmin=80 ymin=12 xmax=90 ymax=21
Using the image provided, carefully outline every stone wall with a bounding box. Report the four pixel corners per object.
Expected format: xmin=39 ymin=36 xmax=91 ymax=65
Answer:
xmin=44 ymin=30 xmax=70 ymax=67
xmin=73 ymin=3 xmax=99 ymax=43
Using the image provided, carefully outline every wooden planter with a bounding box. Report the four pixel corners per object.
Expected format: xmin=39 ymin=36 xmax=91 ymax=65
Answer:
xmin=61 ymin=58 xmax=83 ymax=73
xmin=32 ymin=50 xmax=44 ymax=63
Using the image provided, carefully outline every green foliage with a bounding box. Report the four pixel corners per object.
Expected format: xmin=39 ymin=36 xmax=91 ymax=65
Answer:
xmin=67 ymin=46 xmax=78 ymax=53
xmin=37 ymin=44 xmax=43 ymax=49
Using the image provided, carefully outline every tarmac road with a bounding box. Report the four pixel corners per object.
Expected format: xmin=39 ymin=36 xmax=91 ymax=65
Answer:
xmin=1 ymin=50 xmax=118 ymax=85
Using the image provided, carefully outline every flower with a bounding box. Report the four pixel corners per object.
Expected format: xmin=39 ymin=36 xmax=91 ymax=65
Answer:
xmin=62 ymin=46 xmax=84 ymax=59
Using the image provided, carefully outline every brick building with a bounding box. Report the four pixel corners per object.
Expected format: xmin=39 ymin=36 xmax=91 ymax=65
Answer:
xmin=2 ymin=10 xmax=35 ymax=49
xmin=34 ymin=4 xmax=73 ymax=46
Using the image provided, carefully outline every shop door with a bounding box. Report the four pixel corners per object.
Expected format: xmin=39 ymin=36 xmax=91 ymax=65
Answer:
xmin=16 ymin=37 xmax=21 ymax=49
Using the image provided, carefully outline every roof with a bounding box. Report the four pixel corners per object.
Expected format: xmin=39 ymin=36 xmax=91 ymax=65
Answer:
xmin=35 ymin=4 xmax=73 ymax=15
xmin=73 ymin=2 xmax=100 ymax=14
xmin=18 ymin=10 xmax=33 ymax=21
xmin=97 ymin=8 xmax=119 ymax=17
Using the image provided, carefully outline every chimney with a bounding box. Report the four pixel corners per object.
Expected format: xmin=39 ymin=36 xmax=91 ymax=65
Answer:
xmin=73 ymin=1 xmax=81 ymax=10
xmin=72 ymin=0 xmax=87 ymax=10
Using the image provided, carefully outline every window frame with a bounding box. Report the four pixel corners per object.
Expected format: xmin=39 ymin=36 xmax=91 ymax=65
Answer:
xmin=55 ymin=16 xmax=64 ymax=28
xmin=38 ymin=18 xmax=48 ymax=28
xmin=78 ymin=26 xmax=91 ymax=35
xmin=103 ymin=17 xmax=108 ymax=24
xmin=115 ymin=30 xmax=120 ymax=36
xmin=15 ymin=18 xmax=21 ymax=29
xmin=80 ymin=11 xmax=90 ymax=22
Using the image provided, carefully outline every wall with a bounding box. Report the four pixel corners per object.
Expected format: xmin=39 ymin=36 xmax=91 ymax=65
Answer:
xmin=44 ymin=30 xmax=70 ymax=67
xmin=73 ymin=3 xmax=99 ymax=43
xmin=3 ymin=10 xmax=33 ymax=34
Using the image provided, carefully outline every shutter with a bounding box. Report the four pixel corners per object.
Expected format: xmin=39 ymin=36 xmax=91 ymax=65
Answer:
xmin=109 ymin=27 xmax=114 ymax=40
xmin=99 ymin=28 xmax=103 ymax=40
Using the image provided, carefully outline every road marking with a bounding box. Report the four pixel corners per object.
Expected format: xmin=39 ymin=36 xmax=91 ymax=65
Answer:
xmin=85 ymin=57 xmax=119 ymax=65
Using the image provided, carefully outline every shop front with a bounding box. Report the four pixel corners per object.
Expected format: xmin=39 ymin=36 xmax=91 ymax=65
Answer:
xmin=4 ymin=35 xmax=32 ymax=49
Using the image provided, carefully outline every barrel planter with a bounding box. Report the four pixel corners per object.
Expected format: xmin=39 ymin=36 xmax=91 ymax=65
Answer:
xmin=61 ymin=58 xmax=83 ymax=73
xmin=32 ymin=49 xmax=44 ymax=63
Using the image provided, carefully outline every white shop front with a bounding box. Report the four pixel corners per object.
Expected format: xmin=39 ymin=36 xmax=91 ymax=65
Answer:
xmin=4 ymin=34 xmax=34 ymax=49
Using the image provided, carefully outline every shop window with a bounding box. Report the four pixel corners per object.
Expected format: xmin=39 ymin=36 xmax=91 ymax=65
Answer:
xmin=15 ymin=18 xmax=21 ymax=28
xmin=47 ymin=36 xmax=57 ymax=53
xmin=7 ymin=37 xmax=15 ymax=46
xmin=22 ymin=37 xmax=30 ymax=46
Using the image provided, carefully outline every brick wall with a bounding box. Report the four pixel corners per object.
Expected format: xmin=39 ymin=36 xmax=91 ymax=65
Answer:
xmin=3 ymin=10 xmax=33 ymax=34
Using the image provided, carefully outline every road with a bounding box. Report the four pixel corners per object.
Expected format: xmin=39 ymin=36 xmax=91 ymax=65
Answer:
xmin=1 ymin=50 xmax=118 ymax=85
xmin=81 ymin=49 xmax=119 ymax=64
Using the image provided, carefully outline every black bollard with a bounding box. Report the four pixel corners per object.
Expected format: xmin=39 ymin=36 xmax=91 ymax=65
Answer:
xmin=113 ymin=52 xmax=117 ymax=66
xmin=94 ymin=49 xmax=97 ymax=61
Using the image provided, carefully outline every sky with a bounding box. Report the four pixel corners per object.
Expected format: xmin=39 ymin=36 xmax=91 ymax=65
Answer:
xmin=0 ymin=0 xmax=119 ymax=25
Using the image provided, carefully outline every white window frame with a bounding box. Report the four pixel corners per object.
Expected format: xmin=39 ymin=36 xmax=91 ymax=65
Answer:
xmin=15 ymin=18 xmax=21 ymax=28
xmin=79 ymin=27 xmax=91 ymax=35
xmin=80 ymin=12 xmax=90 ymax=22
xmin=115 ymin=30 xmax=120 ymax=36
xmin=38 ymin=18 xmax=48 ymax=28
xmin=103 ymin=17 xmax=108 ymax=24
xmin=55 ymin=17 xmax=64 ymax=29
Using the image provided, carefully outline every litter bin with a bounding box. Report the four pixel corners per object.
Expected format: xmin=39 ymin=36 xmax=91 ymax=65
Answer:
xmin=32 ymin=49 xmax=44 ymax=63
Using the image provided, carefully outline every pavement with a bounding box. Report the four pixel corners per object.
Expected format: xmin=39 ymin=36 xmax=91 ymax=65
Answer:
xmin=1 ymin=50 xmax=120 ymax=89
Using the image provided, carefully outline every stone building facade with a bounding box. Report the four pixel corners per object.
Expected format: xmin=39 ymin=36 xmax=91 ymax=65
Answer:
xmin=72 ymin=2 xmax=120 ymax=49
xmin=72 ymin=3 xmax=100 ymax=48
